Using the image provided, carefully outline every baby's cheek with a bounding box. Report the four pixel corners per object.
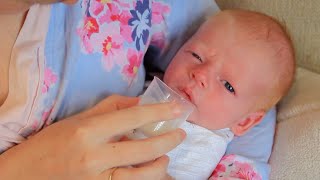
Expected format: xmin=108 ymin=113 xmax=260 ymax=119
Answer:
xmin=164 ymin=63 xmax=182 ymax=81
xmin=163 ymin=70 xmax=172 ymax=84
xmin=197 ymin=102 xmax=227 ymax=129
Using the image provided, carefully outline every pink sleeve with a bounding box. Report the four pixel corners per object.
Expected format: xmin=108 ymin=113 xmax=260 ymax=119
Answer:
xmin=0 ymin=5 xmax=51 ymax=153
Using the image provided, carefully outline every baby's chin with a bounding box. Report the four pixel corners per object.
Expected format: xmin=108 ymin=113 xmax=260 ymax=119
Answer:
xmin=186 ymin=113 xmax=228 ymax=131
xmin=186 ymin=118 xmax=212 ymax=130
xmin=186 ymin=112 xmax=198 ymax=125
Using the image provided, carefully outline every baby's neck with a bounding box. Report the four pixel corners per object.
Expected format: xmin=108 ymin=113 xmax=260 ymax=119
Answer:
xmin=0 ymin=12 xmax=27 ymax=106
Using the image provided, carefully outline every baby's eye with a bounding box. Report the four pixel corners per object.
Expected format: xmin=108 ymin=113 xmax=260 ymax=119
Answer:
xmin=222 ymin=80 xmax=235 ymax=94
xmin=192 ymin=52 xmax=203 ymax=63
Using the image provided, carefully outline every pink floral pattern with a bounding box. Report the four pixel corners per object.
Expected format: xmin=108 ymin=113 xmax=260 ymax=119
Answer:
xmin=34 ymin=67 xmax=57 ymax=133
xmin=122 ymin=48 xmax=143 ymax=78
xmin=150 ymin=31 xmax=166 ymax=50
xmin=232 ymin=161 xmax=262 ymax=180
xmin=89 ymin=0 xmax=105 ymax=16
xmin=210 ymin=155 xmax=262 ymax=180
xmin=76 ymin=0 xmax=170 ymax=81
xmin=42 ymin=67 xmax=57 ymax=93
xmin=42 ymin=108 xmax=54 ymax=126
xmin=90 ymin=22 xmax=126 ymax=70
xmin=30 ymin=107 xmax=53 ymax=135
xmin=151 ymin=1 xmax=170 ymax=24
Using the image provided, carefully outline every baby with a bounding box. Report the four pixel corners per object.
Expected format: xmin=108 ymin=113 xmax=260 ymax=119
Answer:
xmin=159 ymin=9 xmax=294 ymax=179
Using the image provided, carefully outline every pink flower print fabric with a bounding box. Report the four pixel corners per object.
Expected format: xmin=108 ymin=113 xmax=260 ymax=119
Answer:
xmin=151 ymin=1 xmax=170 ymax=24
xmin=122 ymin=48 xmax=143 ymax=78
xmin=76 ymin=0 xmax=170 ymax=81
xmin=210 ymin=154 xmax=263 ymax=180
xmin=90 ymin=22 xmax=127 ymax=71
xmin=32 ymin=67 xmax=57 ymax=134
xmin=42 ymin=67 xmax=58 ymax=93
xmin=150 ymin=31 xmax=166 ymax=50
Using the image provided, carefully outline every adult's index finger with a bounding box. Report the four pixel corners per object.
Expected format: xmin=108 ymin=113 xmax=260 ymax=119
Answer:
xmin=84 ymin=101 xmax=182 ymax=141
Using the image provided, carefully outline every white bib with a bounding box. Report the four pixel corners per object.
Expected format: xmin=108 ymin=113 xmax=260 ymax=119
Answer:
xmin=167 ymin=121 xmax=234 ymax=180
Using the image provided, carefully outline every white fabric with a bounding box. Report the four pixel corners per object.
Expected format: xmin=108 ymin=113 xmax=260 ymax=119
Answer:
xmin=167 ymin=122 xmax=234 ymax=180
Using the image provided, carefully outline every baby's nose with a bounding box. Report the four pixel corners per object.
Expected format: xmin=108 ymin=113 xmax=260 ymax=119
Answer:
xmin=190 ymin=69 xmax=208 ymax=89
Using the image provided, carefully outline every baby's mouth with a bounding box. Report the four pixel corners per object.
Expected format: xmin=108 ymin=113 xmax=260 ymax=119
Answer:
xmin=178 ymin=87 xmax=195 ymax=105
xmin=176 ymin=87 xmax=198 ymax=124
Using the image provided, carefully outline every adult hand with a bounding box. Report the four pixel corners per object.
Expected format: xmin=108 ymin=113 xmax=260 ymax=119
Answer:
xmin=0 ymin=95 xmax=185 ymax=179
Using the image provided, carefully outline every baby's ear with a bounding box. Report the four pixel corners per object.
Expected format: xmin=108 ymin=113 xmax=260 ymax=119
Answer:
xmin=230 ymin=110 xmax=265 ymax=136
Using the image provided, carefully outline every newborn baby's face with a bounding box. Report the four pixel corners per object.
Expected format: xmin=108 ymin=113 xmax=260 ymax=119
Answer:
xmin=164 ymin=14 xmax=277 ymax=131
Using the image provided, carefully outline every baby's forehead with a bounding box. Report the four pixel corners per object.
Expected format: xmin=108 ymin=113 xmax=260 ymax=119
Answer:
xmin=201 ymin=12 xmax=288 ymax=65
xmin=219 ymin=47 xmax=280 ymax=92
xmin=205 ymin=10 xmax=284 ymax=42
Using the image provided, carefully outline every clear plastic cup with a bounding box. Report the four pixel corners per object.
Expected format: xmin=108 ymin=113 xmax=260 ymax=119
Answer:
xmin=127 ymin=77 xmax=194 ymax=139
